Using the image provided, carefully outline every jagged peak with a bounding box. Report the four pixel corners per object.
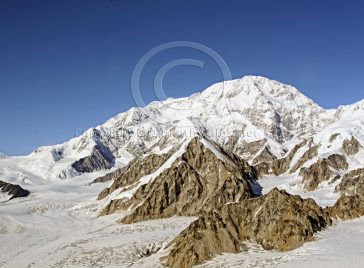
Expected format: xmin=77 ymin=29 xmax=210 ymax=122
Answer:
xmin=104 ymin=75 xmax=325 ymax=126
xmin=197 ymin=75 xmax=321 ymax=110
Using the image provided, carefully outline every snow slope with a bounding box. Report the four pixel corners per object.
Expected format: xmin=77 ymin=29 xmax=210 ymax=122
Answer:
xmin=0 ymin=172 xmax=195 ymax=267
xmin=0 ymin=75 xmax=339 ymax=184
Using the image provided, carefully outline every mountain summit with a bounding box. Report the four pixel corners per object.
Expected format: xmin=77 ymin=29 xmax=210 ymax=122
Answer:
xmin=0 ymin=75 xmax=363 ymax=183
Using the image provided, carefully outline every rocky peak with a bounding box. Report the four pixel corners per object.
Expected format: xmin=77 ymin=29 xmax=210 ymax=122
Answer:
xmin=328 ymin=168 xmax=364 ymax=220
xmin=98 ymin=136 xmax=259 ymax=223
xmin=299 ymin=154 xmax=348 ymax=191
xmin=163 ymin=188 xmax=332 ymax=268
xmin=0 ymin=180 xmax=30 ymax=201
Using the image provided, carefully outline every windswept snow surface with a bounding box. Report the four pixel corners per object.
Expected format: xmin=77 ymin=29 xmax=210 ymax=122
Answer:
xmin=1 ymin=171 xmax=363 ymax=268
xmin=0 ymin=171 xmax=195 ymax=268
xmin=259 ymin=174 xmax=341 ymax=207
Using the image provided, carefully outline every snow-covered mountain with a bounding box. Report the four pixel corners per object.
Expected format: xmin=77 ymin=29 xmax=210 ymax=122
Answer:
xmin=1 ymin=75 xmax=363 ymax=201
xmin=0 ymin=75 xmax=345 ymax=184
xmin=0 ymin=152 xmax=7 ymax=159
xmin=1 ymin=75 xmax=364 ymax=267
xmin=255 ymin=97 xmax=364 ymax=201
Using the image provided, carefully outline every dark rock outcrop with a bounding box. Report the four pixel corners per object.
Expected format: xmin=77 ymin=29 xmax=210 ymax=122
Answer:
xmin=0 ymin=180 xmax=30 ymax=200
xmin=99 ymin=138 xmax=259 ymax=223
xmin=71 ymin=144 xmax=115 ymax=173
xmin=342 ymin=136 xmax=362 ymax=156
xmin=163 ymin=188 xmax=332 ymax=268
xmin=300 ymin=154 xmax=348 ymax=191
xmin=252 ymin=146 xmax=276 ymax=165
xmin=255 ymin=140 xmax=308 ymax=176
xmin=97 ymin=153 xmax=168 ymax=200
xmin=329 ymin=133 xmax=340 ymax=142
xmin=328 ymin=195 xmax=364 ymax=220
xmin=335 ymin=168 xmax=364 ymax=196
xmin=328 ymin=168 xmax=364 ymax=219
xmin=290 ymin=145 xmax=319 ymax=173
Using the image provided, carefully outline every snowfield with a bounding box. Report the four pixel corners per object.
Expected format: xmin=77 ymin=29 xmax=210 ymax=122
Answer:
xmin=1 ymin=172 xmax=363 ymax=267
xmin=0 ymin=172 xmax=195 ymax=268
xmin=258 ymin=174 xmax=341 ymax=208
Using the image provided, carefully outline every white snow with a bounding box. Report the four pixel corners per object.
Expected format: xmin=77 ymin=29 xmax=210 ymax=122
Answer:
xmin=0 ymin=75 xmax=340 ymax=183
xmin=0 ymin=192 xmax=11 ymax=203
xmin=0 ymin=171 xmax=195 ymax=267
xmin=1 ymin=169 xmax=363 ymax=267
xmin=259 ymin=174 xmax=340 ymax=207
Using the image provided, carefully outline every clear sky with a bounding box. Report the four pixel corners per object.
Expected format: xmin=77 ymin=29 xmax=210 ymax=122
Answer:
xmin=1 ymin=0 xmax=364 ymax=155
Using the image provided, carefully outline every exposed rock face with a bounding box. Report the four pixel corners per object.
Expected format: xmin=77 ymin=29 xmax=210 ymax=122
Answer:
xmin=253 ymin=134 xmax=362 ymax=184
xmin=328 ymin=169 xmax=364 ymax=219
xmin=225 ymin=136 xmax=255 ymax=160
xmin=99 ymin=137 xmax=259 ymax=223
xmin=252 ymin=145 xmax=277 ymax=165
xmin=335 ymin=168 xmax=364 ymax=196
xmin=300 ymin=154 xmax=348 ymax=191
xmin=328 ymin=195 xmax=364 ymax=220
xmin=97 ymin=153 xmax=168 ymax=200
xmin=329 ymin=133 xmax=340 ymax=142
xmin=71 ymin=144 xmax=115 ymax=173
xmin=227 ymin=139 xmax=278 ymax=165
xmin=342 ymin=136 xmax=362 ymax=155
xmin=0 ymin=180 xmax=30 ymax=200
xmin=254 ymin=161 xmax=270 ymax=175
xmin=256 ymin=140 xmax=307 ymax=176
xmin=290 ymin=145 xmax=319 ymax=173
xmin=163 ymin=188 xmax=332 ymax=268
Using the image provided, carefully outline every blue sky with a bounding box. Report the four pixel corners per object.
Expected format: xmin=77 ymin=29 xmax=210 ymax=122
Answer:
xmin=1 ymin=0 xmax=364 ymax=155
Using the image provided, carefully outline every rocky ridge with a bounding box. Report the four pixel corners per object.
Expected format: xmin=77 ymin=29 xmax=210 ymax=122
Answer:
xmin=255 ymin=131 xmax=363 ymax=192
xmin=299 ymin=154 xmax=348 ymax=191
xmin=327 ymin=168 xmax=364 ymax=219
xmin=0 ymin=180 xmax=30 ymax=201
xmin=99 ymin=137 xmax=259 ymax=223
xmin=163 ymin=188 xmax=332 ymax=268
